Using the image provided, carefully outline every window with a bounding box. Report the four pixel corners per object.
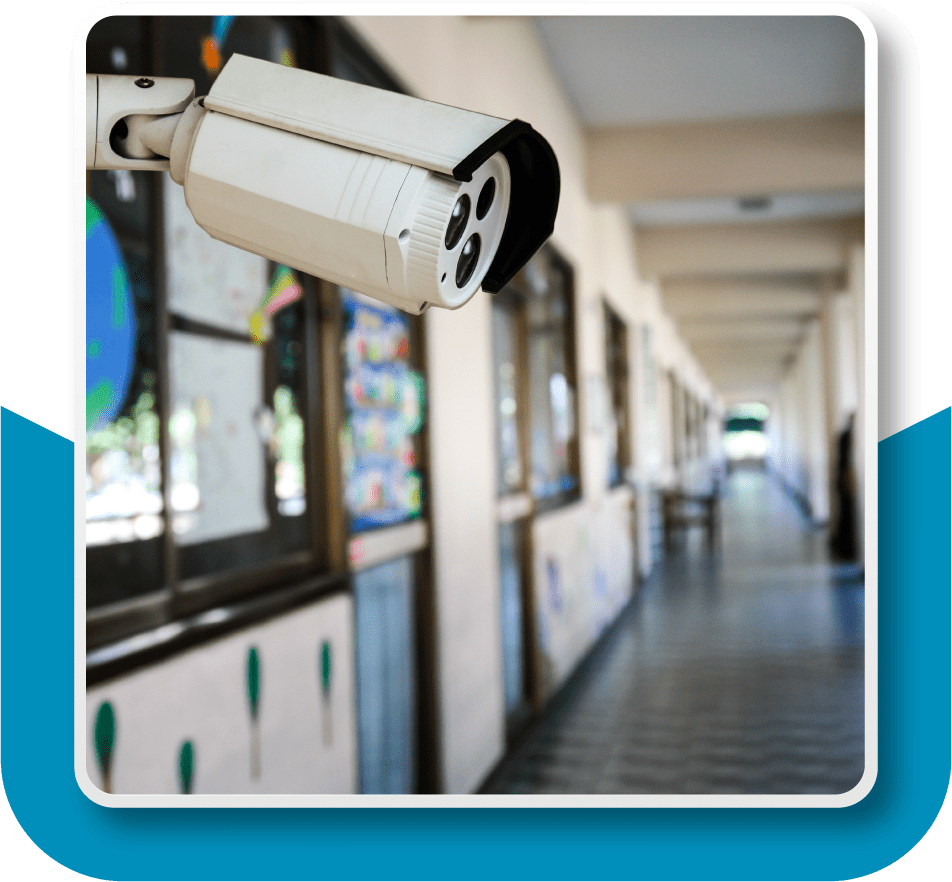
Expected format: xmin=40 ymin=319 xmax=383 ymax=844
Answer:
xmin=604 ymin=303 xmax=631 ymax=488
xmin=491 ymin=297 xmax=526 ymax=496
xmin=166 ymin=271 xmax=311 ymax=584
xmin=86 ymin=171 xmax=164 ymax=607
xmin=523 ymin=249 xmax=581 ymax=506
xmin=669 ymin=371 xmax=683 ymax=470
xmin=491 ymin=247 xmax=580 ymax=508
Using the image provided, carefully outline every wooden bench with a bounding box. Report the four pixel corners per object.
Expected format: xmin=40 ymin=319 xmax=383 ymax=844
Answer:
xmin=661 ymin=489 xmax=719 ymax=551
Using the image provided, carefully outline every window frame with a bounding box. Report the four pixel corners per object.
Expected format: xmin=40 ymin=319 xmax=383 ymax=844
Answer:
xmin=491 ymin=243 xmax=582 ymax=515
xmin=604 ymin=300 xmax=632 ymax=490
xmin=528 ymin=246 xmax=582 ymax=513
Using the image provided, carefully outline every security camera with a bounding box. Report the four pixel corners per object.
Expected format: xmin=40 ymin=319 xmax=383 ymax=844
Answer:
xmin=87 ymin=54 xmax=560 ymax=313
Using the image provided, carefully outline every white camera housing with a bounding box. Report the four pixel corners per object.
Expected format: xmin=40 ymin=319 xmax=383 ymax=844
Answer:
xmin=87 ymin=54 xmax=560 ymax=314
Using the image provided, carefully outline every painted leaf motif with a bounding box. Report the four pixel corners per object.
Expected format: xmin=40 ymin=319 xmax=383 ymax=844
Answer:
xmin=320 ymin=641 xmax=332 ymax=696
xmin=94 ymin=701 xmax=116 ymax=772
xmin=247 ymin=646 xmax=260 ymax=719
xmin=178 ymin=740 xmax=194 ymax=794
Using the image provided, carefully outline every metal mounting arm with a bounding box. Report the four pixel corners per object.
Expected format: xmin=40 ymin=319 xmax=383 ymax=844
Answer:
xmin=86 ymin=74 xmax=195 ymax=171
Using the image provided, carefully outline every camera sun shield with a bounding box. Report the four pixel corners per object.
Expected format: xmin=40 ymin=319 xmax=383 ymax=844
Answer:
xmin=202 ymin=55 xmax=560 ymax=300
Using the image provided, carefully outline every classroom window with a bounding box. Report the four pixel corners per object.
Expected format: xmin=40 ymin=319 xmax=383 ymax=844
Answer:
xmin=605 ymin=303 xmax=631 ymax=488
xmin=524 ymin=250 xmax=580 ymax=504
xmin=492 ymin=247 xmax=580 ymax=509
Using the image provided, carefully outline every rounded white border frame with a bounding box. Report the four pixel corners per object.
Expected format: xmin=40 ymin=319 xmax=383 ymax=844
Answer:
xmin=70 ymin=1 xmax=879 ymax=811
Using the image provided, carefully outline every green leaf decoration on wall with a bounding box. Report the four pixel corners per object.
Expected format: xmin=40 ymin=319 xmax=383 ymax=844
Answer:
xmin=246 ymin=646 xmax=261 ymax=780
xmin=94 ymin=701 xmax=116 ymax=793
xmin=178 ymin=740 xmax=194 ymax=794
xmin=320 ymin=640 xmax=333 ymax=748
xmin=247 ymin=646 xmax=260 ymax=719
xmin=320 ymin=641 xmax=332 ymax=697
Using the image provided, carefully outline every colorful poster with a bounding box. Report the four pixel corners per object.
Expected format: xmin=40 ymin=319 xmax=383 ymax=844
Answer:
xmin=339 ymin=290 xmax=424 ymax=532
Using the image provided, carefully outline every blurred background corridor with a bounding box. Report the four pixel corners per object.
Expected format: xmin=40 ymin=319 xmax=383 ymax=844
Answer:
xmin=85 ymin=14 xmax=866 ymax=796
xmin=483 ymin=465 xmax=864 ymax=795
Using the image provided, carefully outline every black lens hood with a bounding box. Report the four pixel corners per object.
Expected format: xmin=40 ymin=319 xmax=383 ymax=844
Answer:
xmin=453 ymin=120 xmax=561 ymax=294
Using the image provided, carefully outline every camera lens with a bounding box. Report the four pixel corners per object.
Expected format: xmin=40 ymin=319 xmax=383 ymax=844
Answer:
xmin=445 ymin=194 xmax=470 ymax=250
xmin=476 ymin=178 xmax=496 ymax=220
xmin=456 ymin=234 xmax=481 ymax=288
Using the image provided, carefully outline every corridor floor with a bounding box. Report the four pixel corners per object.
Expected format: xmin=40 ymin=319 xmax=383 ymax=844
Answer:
xmin=482 ymin=467 xmax=866 ymax=795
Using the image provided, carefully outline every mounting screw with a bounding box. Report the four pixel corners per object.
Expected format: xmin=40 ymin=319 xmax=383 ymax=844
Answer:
xmin=134 ymin=77 xmax=155 ymax=88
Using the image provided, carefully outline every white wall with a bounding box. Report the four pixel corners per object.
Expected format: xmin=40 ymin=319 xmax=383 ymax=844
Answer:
xmin=85 ymin=594 xmax=358 ymax=795
xmin=531 ymin=487 xmax=635 ymax=701
xmin=768 ymin=243 xmax=864 ymax=542
xmin=772 ymin=318 xmax=830 ymax=522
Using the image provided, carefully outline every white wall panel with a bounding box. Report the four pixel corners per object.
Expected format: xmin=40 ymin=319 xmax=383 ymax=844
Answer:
xmin=85 ymin=594 xmax=357 ymax=795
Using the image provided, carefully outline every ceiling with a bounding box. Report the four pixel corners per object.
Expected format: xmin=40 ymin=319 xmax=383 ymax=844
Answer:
xmin=533 ymin=15 xmax=866 ymax=404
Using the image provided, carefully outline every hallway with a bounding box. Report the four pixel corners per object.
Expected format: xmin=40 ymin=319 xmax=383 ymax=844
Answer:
xmin=482 ymin=467 xmax=866 ymax=795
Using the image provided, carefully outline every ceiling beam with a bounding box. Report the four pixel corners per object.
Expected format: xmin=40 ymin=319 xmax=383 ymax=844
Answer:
xmin=703 ymin=370 xmax=785 ymax=388
xmin=718 ymin=383 xmax=782 ymax=404
xmin=701 ymin=361 xmax=784 ymax=384
xmin=680 ymin=317 xmax=806 ymax=343
xmin=690 ymin=340 xmax=799 ymax=369
xmin=662 ymin=278 xmax=822 ymax=320
xmin=586 ymin=111 xmax=863 ymax=202
xmin=636 ymin=216 xmax=862 ymax=279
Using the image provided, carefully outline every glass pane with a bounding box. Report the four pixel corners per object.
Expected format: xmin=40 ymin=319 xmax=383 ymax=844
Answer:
xmin=169 ymin=298 xmax=309 ymax=581
xmin=492 ymin=301 xmax=523 ymax=495
xmin=86 ymin=180 xmax=166 ymax=604
xmin=86 ymin=193 xmax=163 ymax=545
xmin=605 ymin=308 xmax=629 ymax=488
xmin=340 ymin=290 xmax=424 ymax=533
xmin=271 ymin=303 xmax=307 ymax=518
xmin=525 ymin=255 xmax=578 ymax=500
xmin=499 ymin=522 xmax=526 ymax=715
xmin=353 ymin=556 xmax=417 ymax=794
xmin=168 ymin=333 xmax=268 ymax=543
